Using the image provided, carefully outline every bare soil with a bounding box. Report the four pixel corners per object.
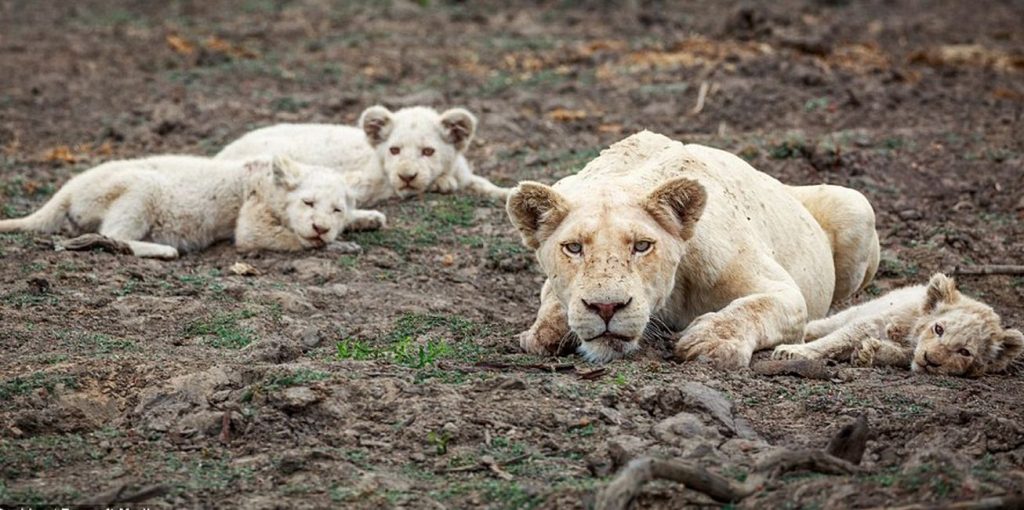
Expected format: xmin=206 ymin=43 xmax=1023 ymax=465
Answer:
xmin=1 ymin=1 xmax=1023 ymax=508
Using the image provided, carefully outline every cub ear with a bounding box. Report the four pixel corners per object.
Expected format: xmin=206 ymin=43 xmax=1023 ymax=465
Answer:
xmin=359 ymin=105 xmax=394 ymax=146
xmin=439 ymin=108 xmax=477 ymax=152
xmin=923 ymin=273 xmax=959 ymax=312
xmin=642 ymin=177 xmax=707 ymax=240
xmin=989 ymin=328 xmax=1024 ymax=372
xmin=272 ymin=155 xmax=301 ymax=190
xmin=506 ymin=181 xmax=569 ymax=250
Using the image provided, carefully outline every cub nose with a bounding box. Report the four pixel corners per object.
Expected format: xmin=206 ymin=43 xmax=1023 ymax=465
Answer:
xmin=312 ymin=223 xmax=328 ymax=235
xmin=583 ymin=298 xmax=632 ymax=324
xmin=923 ymin=352 xmax=941 ymax=368
xmin=399 ymin=173 xmax=417 ymax=184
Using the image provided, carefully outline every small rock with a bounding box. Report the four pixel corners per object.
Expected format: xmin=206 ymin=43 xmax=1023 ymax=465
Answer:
xmin=897 ymin=209 xmax=923 ymax=221
xmin=598 ymin=407 xmax=623 ymax=425
xmin=287 ymin=258 xmax=338 ymax=282
xmin=277 ymin=386 xmax=321 ymax=412
xmin=299 ymin=326 xmax=322 ymax=348
xmin=230 ymin=262 xmax=261 ymax=276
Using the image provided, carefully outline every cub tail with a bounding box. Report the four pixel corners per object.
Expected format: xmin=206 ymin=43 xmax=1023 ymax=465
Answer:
xmin=0 ymin=190 xmax=71 ymax=234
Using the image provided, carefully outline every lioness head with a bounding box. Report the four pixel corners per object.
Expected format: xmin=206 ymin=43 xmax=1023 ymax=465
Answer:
xmin=910 ymin=273 xmax=1023 ymax=377
xmin=252 ymin=156 xmax=354 ymax=248
xmin=507 ymin=178 xmax=707 ymax=363
xmin=359 ymin=105 xmax=476 ymax=197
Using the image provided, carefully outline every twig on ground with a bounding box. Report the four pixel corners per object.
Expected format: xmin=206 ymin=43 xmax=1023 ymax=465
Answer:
xmin=952 ymin=265 xmax=1024 ymax=276
xmin=691 ymin=81 xmax=710 ymax=115
xmin=438 ymin=361 xmax=576 ymax=374
xmin=57 ymin=233 xmax=132 ymax=254
xmin=577 ymin=367 xmax=609 ymax=380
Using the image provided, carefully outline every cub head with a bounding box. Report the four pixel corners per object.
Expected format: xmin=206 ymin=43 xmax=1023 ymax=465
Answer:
xmin=910 ymin=273 xmax=1024 ymax=377
xmin=250 ymin=156 xmax=354 ymax=248
xmin=359 ymin=105 xmax=476 ymax=198
xmin=507 ymin=178 xmax=707 ymax=363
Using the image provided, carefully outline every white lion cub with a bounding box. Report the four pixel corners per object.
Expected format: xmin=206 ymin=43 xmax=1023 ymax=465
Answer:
xmin=215 ymin=105 xmax=511 ymax=206
xmin=772 ymin=273 xmax=1023 ymax=377
xmin=0 ymin=155 xmax=386 ymax=259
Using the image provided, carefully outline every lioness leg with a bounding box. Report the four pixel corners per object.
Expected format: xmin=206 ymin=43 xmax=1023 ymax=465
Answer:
xmin=773 ymin=318 xmax=879 ymax=361
xmin=99 ymin=197 xmax=179 ymax=259
xmin=346 ymin=209 xmax=387 ymax=231
xmin=676 ymin=272 xmax=808 ymax=369
xmin=788 ymin=184 xmax=880 ymax=303
xmin=519 ymin=279 xmax=575 ymax=356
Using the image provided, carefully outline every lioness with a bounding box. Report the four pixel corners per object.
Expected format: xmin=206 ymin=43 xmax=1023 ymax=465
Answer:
xmin=0 ymin=155 xmax=385 ymax=258
xmin=773 ymin=273 xmax=1024 ymax=377
xmin=507 ymin=131 xmax=879 ymax=367
xmin=215 ymin=105 xmax=511 ymax=206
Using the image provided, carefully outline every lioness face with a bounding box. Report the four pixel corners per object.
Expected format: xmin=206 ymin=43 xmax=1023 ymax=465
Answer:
xmin=910 ymin=274 xmax=1024 ymax=377
xmin=359 ymin=105 xmax=477 ymax=198
xmin=271 ymin=158 xmax=353 ymax=248
xmin=508 ymin=178 xmax=707 ymax=363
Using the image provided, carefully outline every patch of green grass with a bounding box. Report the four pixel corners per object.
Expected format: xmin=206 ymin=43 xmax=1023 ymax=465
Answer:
xmin=877 ymin=255 xmax=920 ymax=278
xmin=2 ymin=290 xmax=57 ymax=308
xmin=0 ymin=372 xmax=77 ymax=400
xmin=60 ymin=331 xmax=137 ymax=355
xmin=804 ymin=96 xmax=830 ymax=112
xmin=263 ymin=368 xmax=331 ymax=391
xmin=427 ymin=430 xmax=451 ymax=455
xmin=336 ymin=314 xmax=492 ymax=371
xmin=271 ymin=96 xmax=309 ymax=113
xmin=164 ymin=453 xmax=254 ymax=495
xmin=768 ymin=136 xmax=810 ymax=159
xmin=184 ymin=310 xmax=257 ymax=349
xmin=337 ymin=255 xmax=359 ymax=268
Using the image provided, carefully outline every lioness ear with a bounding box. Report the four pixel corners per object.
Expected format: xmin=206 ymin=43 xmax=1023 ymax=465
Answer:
xmin=923 ymin=273 xmax=958 ymax=312
xmin=272 ymin=156 xmax=301 ymax=190
xmin=989 ymin=328 xmax=1024 ymax=372
xmin=506 ymin=181 xmax=569 ymax=250
xmin=439 ymin=108 xmax=477 ymax=152
xmin=642 ymin=177 xmax=707 ymax=240
xmin=359 ymin=105 xmax=394 ymax=146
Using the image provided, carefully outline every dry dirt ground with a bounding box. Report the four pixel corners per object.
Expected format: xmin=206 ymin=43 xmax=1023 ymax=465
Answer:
xmin=1 ymin=1 xmax=1023 ymax=508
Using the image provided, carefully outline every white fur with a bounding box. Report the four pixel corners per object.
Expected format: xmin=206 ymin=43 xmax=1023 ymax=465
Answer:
xmin=0 ymin=155 xmax=384 ymax=258
xmin=215 ymin=106 xmax=511 ymax=206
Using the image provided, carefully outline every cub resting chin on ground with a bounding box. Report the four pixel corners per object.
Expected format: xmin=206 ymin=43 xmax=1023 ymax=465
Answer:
xmin=0 ymin=155 xmax=386 ymax=258
xmin=773 ymin=273 xmax=1023 ymax=377
xmin=507 ymin=130 xmax=880 ymax=368
xmin=215 ymin=105 xmax=511 ymax=206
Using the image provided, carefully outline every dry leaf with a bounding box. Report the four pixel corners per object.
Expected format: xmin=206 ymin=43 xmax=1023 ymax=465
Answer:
xmin=548 ymin=108 xmax=588 ymax=122
xmin=230 ymin=262 xmax=261 ymax=277
xmin=204 ymin=36 xmax=259 ymax=59
xmin=42 ymin=145 xmax=78 ymax=164
xmin=441 ymin=253 xmax=456 ymax=267
xmin=166 ymin=34 xmax=195 ymax=56
xmin=598 ymin=123 xmax=623 ymax=134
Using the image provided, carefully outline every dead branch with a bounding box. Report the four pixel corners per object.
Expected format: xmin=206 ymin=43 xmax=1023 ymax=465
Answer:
xmin=872 ymin=494 xmax=1024 ymax=510
xmin=750 ymin=358 xmax=835 ymax=380
xmin=57 ymin=233 xmax=132 ymax=254
xmin=438 ymin=361 xmax=576 ymax=374
xmin=952 ymin=265 xmax=1024 ymax=276
xmin=691 ymin=81 xmax=710 ymax=115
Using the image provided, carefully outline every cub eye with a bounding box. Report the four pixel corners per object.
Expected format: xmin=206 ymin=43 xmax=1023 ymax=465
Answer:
xmin=562 ymin=242 xmax=583 ymax=256
xmin=333 ymin=207 xmax=343 ymax=214
xmin=633 ymin=240 xmax=653 ymax=253
xmin=933 ymin=324 xmax=944 ymax=337
xmin=389 ymin=147 xmax=401 ymax=155
xmin=303 ymin=199 xmax=315 ymax=207
xmin=422 ymin=147 xmax=435 ymax=157
xmin=957 ymin=348 xmax=972 ymax=357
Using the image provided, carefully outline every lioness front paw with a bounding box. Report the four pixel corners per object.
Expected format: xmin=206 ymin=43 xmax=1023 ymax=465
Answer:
xmin=430 ymin=174 xmax=459 ymax=194
xmin=771 ymin=344 xmax=816 ymax=361
xmin=851 ymin=337 xmax=882 ymax=367
xmin=518 ymin=324 xmax=575 ymax=356
xmin=675 ymin=331 xmax=754 ymax=370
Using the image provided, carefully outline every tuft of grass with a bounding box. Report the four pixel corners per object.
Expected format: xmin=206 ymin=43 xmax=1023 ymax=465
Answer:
xmin=263 ymin=368 xmax=331 ymax=391
xmin=336 ymin=314 xmax=491 ymax=370
xmin=0 ymin=372 xmax=77 ymax=400
xmin=184 ymin=310 xmax=257 ymax=348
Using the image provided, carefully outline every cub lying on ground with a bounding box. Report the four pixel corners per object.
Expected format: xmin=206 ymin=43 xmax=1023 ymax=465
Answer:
xmin=0 ymin=155 xmax=385 ymax=258
xmin=507 ymin=130 xmax=879 ymax=367
xmin=772 ymin=273 xmax=1023 ymax=376
xmin=216 ymin=105 xmax=511 ymax=206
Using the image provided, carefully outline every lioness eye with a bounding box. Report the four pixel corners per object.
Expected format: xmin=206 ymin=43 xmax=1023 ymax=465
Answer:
xmin=957 ymin=348 xmax=972 ymax=357
xmin=633 ymin=240 xmax=653 ymax=253
xmin=563 ymin=242 xmax=583 ymax=256
xmin=389 ymin=147 xmax=401 ymax=155
xmin=333 ymin=207 xmax=343 ymax=213
xmin=933 ymin=324 xmax=944 ymax=337
xmin=303 ymin=199 xmax=315 ymax=207
xmin=422 ymin=147 xmax=435 ymax=157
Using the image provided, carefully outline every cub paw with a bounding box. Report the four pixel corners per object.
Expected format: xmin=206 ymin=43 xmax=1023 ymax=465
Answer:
xmin=430 ymin=174 xmax=459 ymax=194
xmin=346 ymin=211 xmax=387 ymax=232
xmin=851 ymin=337 xmax=882 ymax=367
xmin=771 ymin=344 xmax=816 ymax=361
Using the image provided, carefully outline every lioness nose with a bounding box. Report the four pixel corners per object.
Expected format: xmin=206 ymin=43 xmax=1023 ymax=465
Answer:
xmin=313 ymin=224 xmax=328 ymax=235
xmin=399 ymin=173 xmax=417 ymax=183
xmin=583 ymin=299 xmax=632 ymax=324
